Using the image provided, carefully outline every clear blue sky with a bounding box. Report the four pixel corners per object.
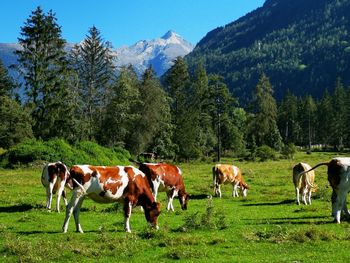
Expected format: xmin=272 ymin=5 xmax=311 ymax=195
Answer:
xmin=1 ymin=0 xmax=265 ymax=47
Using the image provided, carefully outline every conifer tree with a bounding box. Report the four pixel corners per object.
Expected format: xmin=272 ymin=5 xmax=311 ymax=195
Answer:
xmin=70 ymin=26 xmax=115 ymax=140
xmin=0 ymin=59 xmax=14 ymax=97
xmin=249 ymin=73 xmax=282 ymax=149
xmin=127 ymin=67 xmax=173 ymax=155
xmin=16 ymin=7 xmax=73 ymax=140
xmin=100 ymin=66 xmax=140 ymax=147
xmin=278 ymin=91 xmax=299 ymax=143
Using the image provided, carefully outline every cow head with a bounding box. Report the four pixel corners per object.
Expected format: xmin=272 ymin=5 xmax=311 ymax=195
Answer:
xmin=144 ymin=201 xmax=161 ymax=229
xmin=179 ymin=191 xmax=190 ymax=210
xmin=240 ymin=182 xmax=249 ymax=197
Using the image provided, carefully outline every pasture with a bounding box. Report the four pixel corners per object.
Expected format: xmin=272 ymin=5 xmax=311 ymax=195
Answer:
xmin=1 ymin=152 xmax=350 ymax=262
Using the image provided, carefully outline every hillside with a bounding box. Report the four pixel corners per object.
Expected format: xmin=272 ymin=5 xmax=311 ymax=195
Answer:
xmin=186 ymin=0 xmax=350 ymax=104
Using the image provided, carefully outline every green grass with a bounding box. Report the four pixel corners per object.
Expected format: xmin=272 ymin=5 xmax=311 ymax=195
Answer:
xmin=1 ymin=152 xmax=350 ymax=262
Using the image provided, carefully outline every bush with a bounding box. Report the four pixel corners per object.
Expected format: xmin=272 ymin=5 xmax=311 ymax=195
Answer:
xmin=281 ymin=143 xmax=297 ymax=159
xmin=0 ymin=139 xmax=131 ymax=168
xmin=256 ymin=145 xmax=278 ymax=161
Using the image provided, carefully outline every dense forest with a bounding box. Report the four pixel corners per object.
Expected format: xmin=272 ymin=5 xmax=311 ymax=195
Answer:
xmin=186 ymin=0 xmax=350 ymax=104
xmin=1 ymin=4 xmax=350 ymax=165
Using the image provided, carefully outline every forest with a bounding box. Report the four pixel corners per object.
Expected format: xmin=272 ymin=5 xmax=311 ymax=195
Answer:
xmin=1 ymin=6 xmax=350 ymax=166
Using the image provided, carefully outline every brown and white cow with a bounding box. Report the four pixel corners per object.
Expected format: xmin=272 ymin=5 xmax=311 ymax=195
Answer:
xmin=292 ymin=162 xmax=316 ymax=205
xmin=41 ymin=162 xmax=72 ymax=212
xmin=132 ymin=160 xmax=189 ymax=211
xmin=212 ymin=164 xmax=249 ymax=198
xmin=62 ymin=165 xmax=161 ymax=233
xmin=298 ymin=157 xmax=350 ymax=223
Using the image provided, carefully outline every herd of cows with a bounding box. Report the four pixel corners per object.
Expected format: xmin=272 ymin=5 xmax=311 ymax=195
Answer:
xmin=40 ymin=157 xmax=350 ymax=233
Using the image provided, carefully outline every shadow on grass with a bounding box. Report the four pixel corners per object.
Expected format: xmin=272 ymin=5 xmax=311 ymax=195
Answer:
xmin=243 ymin=215 xmax=333 ymax=225
xmin=0 ymin=204 xmax=34 ymax=213
xmin=190 ymin=194 xmax=211 ymax=200
xmin=241 ymin=199 xmax=295 ymax=206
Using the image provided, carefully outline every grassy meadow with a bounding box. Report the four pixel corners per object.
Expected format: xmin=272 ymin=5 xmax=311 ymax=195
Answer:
xmin=1 ymin=152 xmax=350 ymax=262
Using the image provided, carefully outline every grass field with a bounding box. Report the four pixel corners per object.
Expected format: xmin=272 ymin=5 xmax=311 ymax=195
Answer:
xmin=1 ymin=152 xmax=350 ymax=262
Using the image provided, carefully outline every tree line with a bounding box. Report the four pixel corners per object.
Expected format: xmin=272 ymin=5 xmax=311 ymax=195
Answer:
xmin=1 ymin=7 xmax=349 ymax=161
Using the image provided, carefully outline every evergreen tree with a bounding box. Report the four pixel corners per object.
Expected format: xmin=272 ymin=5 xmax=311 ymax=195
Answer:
xmin=16 ymin=7 xmax=74 ymax=140
xmin=128 ymin=67 xmax=172 ymax=155
xmin=192 ymin=63 xmax=216 ymax=157
xmin=165 ymin=57 xmax=198 ymax=159
xmin=100 ymin=66 xmax=140 ymax=147
xmin=249 ymin=73 xmax=282 ymax=149
xmin=0 ymin=59 xmax=14 ymax=97
xmin=278 ymin=91 xmax=299 ymax=143
xmin=0 ymin=96 xmax=33 ymax=148
xmin=330 ymin=78 xmax=346 ymax=150
xmin=317 ymin=90 xmax=332 ymax=146
xmin=71 ymin=26 xmax=115 ymax=140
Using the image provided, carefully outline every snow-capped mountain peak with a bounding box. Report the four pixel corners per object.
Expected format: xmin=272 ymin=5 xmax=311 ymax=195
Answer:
xmin=115 ymin=30 xmax=194 ymax=76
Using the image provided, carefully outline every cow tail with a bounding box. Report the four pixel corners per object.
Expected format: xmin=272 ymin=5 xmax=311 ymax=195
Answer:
xmin=72 ymin=178 xmax=87 ymax=194
xmin=297 ymin=162 xmax=330 ymax=188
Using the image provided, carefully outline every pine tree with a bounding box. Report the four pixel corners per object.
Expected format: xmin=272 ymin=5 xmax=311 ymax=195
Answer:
xmin=278 ymin=91 xmax=299 ymax=143
xmin=249 ymin=73 xmax=282 ymax=149
xmin=71 ymin=26 xmax=115 ymax=140
xmin=316 ymin=90 xmax=332 ymax=146
xmin=0 ymin=59 xmax=14 ymax=97
xmin=165 ymin=57 xmax=196 ymax=159
xmin=330 ymin=78 xmax=346 ymax=150
xmin=100 ymin=66 xmax=140 ymax=147
xmin=127 ymin=67 xmax=173 ymax=155
xmin=16 ymin=7 xmax=73 ymax=140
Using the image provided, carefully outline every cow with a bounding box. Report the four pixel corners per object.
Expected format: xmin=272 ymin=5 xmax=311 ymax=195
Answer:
xmin=297 ymin=157 xmax=350 ymax=223
xmin=41 ymin=162 xmax=72 ymax=212
xmin=62 ymin=165 xmax=161 ymax=233
xmin=212 ymin=164 xmax=249 ymax=198
xmin=292 ymin=162 xmax=316 ymax=205
xmin=130 ymin=160 xmax=189 ymax=211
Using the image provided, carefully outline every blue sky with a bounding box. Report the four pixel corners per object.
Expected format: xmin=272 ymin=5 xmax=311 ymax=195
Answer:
xmin=1 ymin=0 xmax=265 ymax=47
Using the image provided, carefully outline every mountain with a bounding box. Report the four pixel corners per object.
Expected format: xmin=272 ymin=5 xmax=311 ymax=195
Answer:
xmin=0 ymin=30 xmax=193 ymax=82
xmin=114 ymin=30 xmax=194 ymax=76
xmin=185 ymin=0 xmax=350 ymax=104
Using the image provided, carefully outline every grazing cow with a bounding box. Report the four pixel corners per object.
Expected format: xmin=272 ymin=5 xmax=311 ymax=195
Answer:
xmin=62 ymin=165 xmax=161 ymax=233
xmin=131 ymin=160 xmax=189 ymax=211
xmin=298 ymin=157 xmax=350 ymax=223
xmin=41 ymin=162 xmax=72 ymax=212
xmin=292 ymin=162 xmax=316 ymax=205
xmin=212 ymin=164 xmax=249 ymax=198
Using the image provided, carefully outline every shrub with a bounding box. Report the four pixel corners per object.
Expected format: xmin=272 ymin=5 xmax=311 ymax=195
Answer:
xmin=281 ymin=143 xmax=297 ymax=159
xmin=0 ymin=139 xmax=131 ymax=168
xmin=256 ymin=145 xmax=278 ymax=161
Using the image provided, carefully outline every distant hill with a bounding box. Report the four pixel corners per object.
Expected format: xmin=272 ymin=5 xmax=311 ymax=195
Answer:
xmin=186 ymin=0 xmax=350 ymax=104
xmin=0 ymin=30 xmax=194 ymax=84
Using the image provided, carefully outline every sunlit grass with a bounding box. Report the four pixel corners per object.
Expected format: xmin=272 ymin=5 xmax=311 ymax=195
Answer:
xmin=1 ymin=152 xmax=350 ymax=262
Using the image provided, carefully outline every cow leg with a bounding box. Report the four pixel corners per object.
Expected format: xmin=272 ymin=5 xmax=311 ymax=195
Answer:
xmin=215 ymin=184 xmax=222 ymax=198
xmin=232 ymin=182 xmax=239 ymax=197
xmin=62 ymin=189 xmax=84 ymax=233
xmin=302 ymin=187 xmax=308 ymax=205
xmin=334 ymin=190 xmax=347 ymax=223
xmin=152 ymin=180 xmax=160 ymax=201
xmin=307 ymin=188 xmax=312 ymax=205
xmin=124 ymin=201 xmax=133 ymax=233
xmin=46 ymin=179 xmax=56 ymax=211
xmin=295 ymin=188 xmax=300 ymax=205
xmin=73 ymin=196 xmax=85 ymax=233
xmin=167 ymin=189 xmax=177 ymax=211
xmin=62 ymin=189 xmax=68 ymax=207
xmin=56 ymin=180 xmax=65 ymax=213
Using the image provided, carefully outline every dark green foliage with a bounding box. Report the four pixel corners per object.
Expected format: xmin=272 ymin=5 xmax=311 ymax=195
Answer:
xmin=186 ymin=0 xmax=350 ymax=104
xmin=0 ymin=138 xmax=130 ymax=168
xmin=0 ymin=96 xmax=33 ymax=149
xmin=256 ymin=145 xmax=278 ymax=161
xmin=0 ymin=59 xmax=14 ymax=97
xmin=16 ymin=7 xmax=74 ymax=140
xmin=70 ymin=26 xmax=116 ymax=141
